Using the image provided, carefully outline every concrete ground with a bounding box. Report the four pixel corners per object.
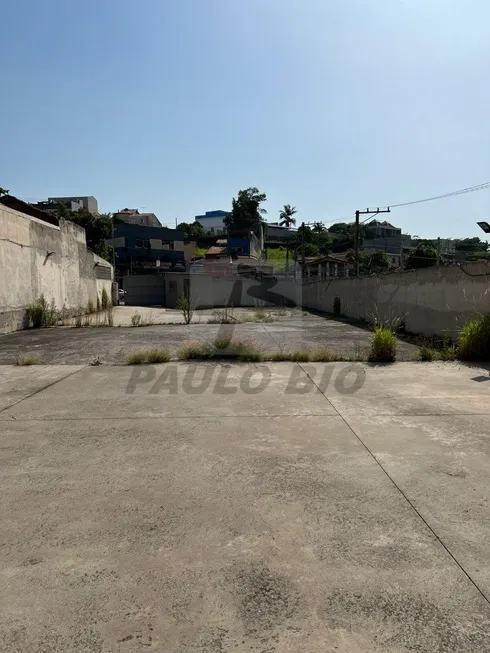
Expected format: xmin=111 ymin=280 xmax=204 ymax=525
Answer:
xmin=1 ymin=361 xmax=490 ymax=651
xmin=0 ymin=309 xmax=418 ymax=364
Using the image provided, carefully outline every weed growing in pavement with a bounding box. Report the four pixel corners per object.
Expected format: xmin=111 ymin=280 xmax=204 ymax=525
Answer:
xmin=26 ymin=295 xmax=57 ymax=328
xmin=126 ymin=348 xmax=171 ymax=365
xmin=176 ymin=294 xmax=197 ymax=324
xmin=15 ymin=354 xmax=40 ymax=366
xmin=368 ymin=326 xmax=397 ymax=362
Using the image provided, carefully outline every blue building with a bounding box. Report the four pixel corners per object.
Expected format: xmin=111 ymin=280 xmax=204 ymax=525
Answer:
xmin=227 ymin=229 xmax=262 ymax=259
xmin=111 ymin=223 xmax=185 ymax=275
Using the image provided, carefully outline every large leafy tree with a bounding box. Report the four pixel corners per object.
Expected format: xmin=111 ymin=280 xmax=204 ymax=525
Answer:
xmin=292 ymin=225 xmax=331 ymax=258
xmin=59 ymin=206 xmax=113 ymax=261
xmin=224 ymin=187 xmax=267 ymax=230
xmin=176 ymin=221 xmax=205 ymax=240
xmin=328 ymin=222 xmax=354 ymax=236
xmin=405 ymin=242 xmax=437 ymax=269
xmin=279 ymin=204 xmax=297 ymax=228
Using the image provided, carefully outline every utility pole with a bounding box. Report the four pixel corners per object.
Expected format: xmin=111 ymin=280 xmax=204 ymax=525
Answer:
xmin=301 ymin=221 xmax=305 ymax=279
xmin=354 ymin=207 xmax=391 ymax=277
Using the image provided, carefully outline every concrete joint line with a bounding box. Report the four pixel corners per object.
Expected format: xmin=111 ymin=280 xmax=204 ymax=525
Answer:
xmin=297 ymin=362 xmax=490 ymax=609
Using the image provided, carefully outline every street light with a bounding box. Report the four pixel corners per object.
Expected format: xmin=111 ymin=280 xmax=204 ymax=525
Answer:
xmin=477 ymin=221 xmax=490 ymax=234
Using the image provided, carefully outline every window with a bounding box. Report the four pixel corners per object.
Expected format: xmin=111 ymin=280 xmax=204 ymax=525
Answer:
xmin=136 ymin=239 xmax=150 ymax=248
xmin=162 ymin=240 xmax=174 ymax=250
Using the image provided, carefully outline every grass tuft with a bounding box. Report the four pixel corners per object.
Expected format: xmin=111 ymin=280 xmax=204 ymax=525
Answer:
xmin=418 ymin=345 xmax=436 ymax=362
xmin=177 ymin=338 xmax=263 ymax=361
xmin=126 ymin=348 xmax=171 ymax=365
xmin=440 ymin=345 xmax=457 ymax=361
xmin=15 ymin=354 xmax=40 ymax=366
xmin=368 ymin=326 xmax=397 ymax=362
xmin=146 ymin=347 xmax=172 ymax=363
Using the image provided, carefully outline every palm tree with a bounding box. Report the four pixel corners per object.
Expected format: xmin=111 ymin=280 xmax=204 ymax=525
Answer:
xmin=279 ymin=204 xmax=297 ymax=228
xmin=312 ymin=222 xmax=326 ymax=233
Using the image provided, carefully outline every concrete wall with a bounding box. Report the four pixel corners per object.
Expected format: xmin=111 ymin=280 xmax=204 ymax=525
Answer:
xmin=0 ymin=204 xmax=113 ymax=333
xmin=122 ymin=273 xmax=302 ymax=309
xmin=302 ymin=262 xmax=490 ymax=337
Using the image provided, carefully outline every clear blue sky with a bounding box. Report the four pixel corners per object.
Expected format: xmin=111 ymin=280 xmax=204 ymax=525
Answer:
xmin=2 ymin=0 xmax=489 ymax=238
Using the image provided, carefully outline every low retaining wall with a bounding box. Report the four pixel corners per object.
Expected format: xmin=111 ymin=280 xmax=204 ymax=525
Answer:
xmin=302 ymin=262 xmax=490 ymax=337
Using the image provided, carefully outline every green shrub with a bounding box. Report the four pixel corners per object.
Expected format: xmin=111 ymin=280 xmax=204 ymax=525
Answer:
xmin=457 ymin=315 xmax=490 ymax=361
xmin=87 ymin=299 xmax=95 ymax=314
xmin=418 ymin=346 xmax=435 ymax=362
xmin=26 ymin=295 xmax=57 ymax=328
xmin=96 ymin=295 xmax=101 ymax=312
xmin=368 ymin=326 xmax=397 ymax=362
xmin=333 ymin=296 xmax=341 ymax=316
xmin=440 ymin=345 xmax=457 ymax=361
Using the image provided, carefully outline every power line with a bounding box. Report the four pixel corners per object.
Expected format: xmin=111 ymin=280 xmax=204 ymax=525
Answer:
xmin=388 ymin=181 xmax=490 ymax=209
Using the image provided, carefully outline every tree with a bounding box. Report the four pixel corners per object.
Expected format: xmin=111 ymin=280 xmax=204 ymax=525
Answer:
xmin=176 ymin=221 xmax=205 ymax=240
xmin=405 ymin=242 xmax=437 ymax=269
xmin=312 ymin=222 xmax=326 ymax=233
xmin=363 ymin=250 xmax=390 ymax=274
xmin=224 ymin=187 xmax=267 ymax=230
xmin=291 ymin=225 xmax=331 ymax=259
xmin=0 ymin=187 xmax=9 ymax=196
xmin=279 ymin=204 xmax=297 ymax=228
xmin=328 ymin=222 xmax=354 ymax=236
xmin=454 ymin=237 xmax=489 ymax=253
xmin=61 ymin=207 xmax=113 ymax=261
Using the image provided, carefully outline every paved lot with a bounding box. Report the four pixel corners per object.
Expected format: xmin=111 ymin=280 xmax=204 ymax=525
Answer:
xmin=0 ymin=310 xmax=418 ymax=364
xmin=1 ymin=361 xmax=490 ymax=651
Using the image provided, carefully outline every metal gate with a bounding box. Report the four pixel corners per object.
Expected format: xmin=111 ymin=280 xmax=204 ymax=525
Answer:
xmin=122 ymin=275 xmax=166 ymax=306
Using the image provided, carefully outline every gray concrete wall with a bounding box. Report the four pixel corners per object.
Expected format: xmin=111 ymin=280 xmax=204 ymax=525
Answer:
xmin=169 ymin=274 xmax=301 ymax=309
xmin=0 ymin=204 xmax=113 ymax=333
xmin=302 ymin=263 xmax=490 ymax=337
xmin=121 ymin=273 xmax=302 ymax=309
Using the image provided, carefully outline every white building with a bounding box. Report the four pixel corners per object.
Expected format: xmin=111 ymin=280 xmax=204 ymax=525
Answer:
xmin=195 ymin=210 xmax=229 ymax=234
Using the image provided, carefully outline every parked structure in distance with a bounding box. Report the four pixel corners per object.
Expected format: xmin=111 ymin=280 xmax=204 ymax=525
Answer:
xmin=114 ymin=208 xmax=162 ymax=227
xmin=109 ymin=223 xmax=188 ymax=278
xmin=32 ymin=195 xmax=99 ymax=215
xmin=265 ymin=222 xmax=297 ymax=242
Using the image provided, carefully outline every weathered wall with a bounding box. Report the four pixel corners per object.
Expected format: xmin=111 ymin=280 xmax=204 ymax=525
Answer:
xmin=122 ymin=273 xmax=302 ymax=308
xmin=0 ymin=204 xmax=113 ymax=333
xmin=302 ymin=263 xmax=490 ymax=337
